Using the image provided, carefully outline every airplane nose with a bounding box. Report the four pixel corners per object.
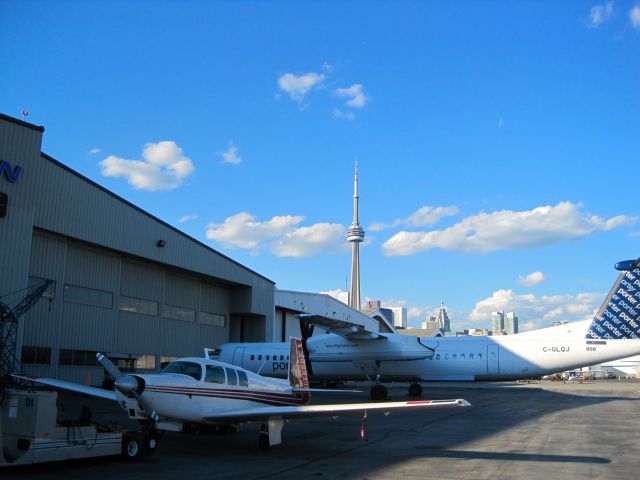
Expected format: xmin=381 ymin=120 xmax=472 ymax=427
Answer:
xmin=115 ymin=375 xmax=144 ymax=396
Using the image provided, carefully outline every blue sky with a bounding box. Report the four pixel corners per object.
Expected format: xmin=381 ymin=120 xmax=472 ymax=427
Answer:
xmin=2 ymin=1 xmax=639 ymax=331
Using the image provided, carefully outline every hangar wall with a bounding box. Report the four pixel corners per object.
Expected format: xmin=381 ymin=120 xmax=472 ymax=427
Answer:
xmin=0 ymin=113 xmax=275 ymax=384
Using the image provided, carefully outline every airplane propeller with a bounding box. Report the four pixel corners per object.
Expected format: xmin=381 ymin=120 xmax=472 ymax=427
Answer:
xmin=97 ymin=353 xmax=160 ymax=424
xmin=96 ymin=353 xmax=123 ymax=380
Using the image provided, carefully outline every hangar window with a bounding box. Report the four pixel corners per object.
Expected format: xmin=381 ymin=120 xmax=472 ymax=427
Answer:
xmin=225 ymin=367 xmax=238 ymax=385
xmin=59 ymin=349 xmax=99 ymax=366
xmin=205 ymin=365 xmax=226 ymax=384
xmin=63 ymin=284 xmax=112 ymax=308
xmin=136 ymin=354 xmax=156 ymax=369
xmin=164 ymin=304 xmax=195 ymax=322
xmin=119 ymin=296 xmax=158 ymax=316
xmin=200 ymin=312 xmax=226 ymax=327
xmin=21 ymin=346 xmax=51 ymax=365
xmin=163 ymin=361 xmax=202 ymax=380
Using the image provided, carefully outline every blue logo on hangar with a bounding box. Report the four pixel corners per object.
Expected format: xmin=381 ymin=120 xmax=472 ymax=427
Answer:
xmin=0 ymin=160 xmax=23 ymax=183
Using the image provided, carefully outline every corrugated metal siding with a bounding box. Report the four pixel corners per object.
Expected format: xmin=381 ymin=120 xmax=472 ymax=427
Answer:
xmin=165 ymin=273 xmax=199 ymax=308
xmin=120 ymin=260 xmax=164 ymax=299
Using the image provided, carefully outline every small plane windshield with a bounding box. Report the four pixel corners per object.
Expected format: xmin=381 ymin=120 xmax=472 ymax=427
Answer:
xmin=162 ymin=361 xmax=202 ymax=380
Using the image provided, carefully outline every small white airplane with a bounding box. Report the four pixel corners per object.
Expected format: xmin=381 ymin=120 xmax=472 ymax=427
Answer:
xmin=13 ymin=338 xmax=470 ymax=454
xmin=213 ymin=258 xmax=640 ymax=400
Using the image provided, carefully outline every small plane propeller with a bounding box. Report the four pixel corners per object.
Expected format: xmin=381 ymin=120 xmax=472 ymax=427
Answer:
xmin=96 ymin=353 xmax=123 ymax=380
xmin=97 ymin=353 xmax=160 ymax=423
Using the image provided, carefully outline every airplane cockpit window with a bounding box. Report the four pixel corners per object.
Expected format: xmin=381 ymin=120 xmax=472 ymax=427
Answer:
xmin=162 ymin=361 xmax=203 ymax=380
xmin=205 ymin=365 xmax=226 ymax=384
xmin=237 ymin=370 xmax=249 ymax=387
xmin=225 ymin=367 xmax=239 ymax=385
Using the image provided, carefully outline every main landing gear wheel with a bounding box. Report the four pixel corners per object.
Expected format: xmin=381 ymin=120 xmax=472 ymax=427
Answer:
xmin=259 ymin=424 xmax=271 ymax=451
xmin=370 ymin=384 xmax=388 ymax=401
xmin=408 ymin=383 xmax=423 ymax=396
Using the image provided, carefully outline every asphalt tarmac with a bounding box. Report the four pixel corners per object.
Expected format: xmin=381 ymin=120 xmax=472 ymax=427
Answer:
xmin=3 ymin=380 xmax=639 ymax=480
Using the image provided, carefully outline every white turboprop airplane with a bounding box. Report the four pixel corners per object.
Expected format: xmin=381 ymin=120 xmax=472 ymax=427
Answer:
xmin=13 ymin=338 xmax=470 ymax=455
xmin=213 ymin=258 xmax=640 ymax=400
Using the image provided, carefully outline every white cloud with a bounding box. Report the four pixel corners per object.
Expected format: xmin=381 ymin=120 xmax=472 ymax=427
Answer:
xmin=334 ymin=84 xmax=368 ymax=109
xmin=630 ymin=5 xmax=640 ymax=28
xmin=278 ymin=72 xmax=325 ymax=102
xmin=468 ymin=289 xmax=602 ymax=331
xmin=589 ymin=2 xmax=614 ymax=28
xmin=100 ymin=141 xmax=194 ymax=191
xmin=221 ymin=142 xmax=241 ymax=165
xmin=89 ymin=148 xmax=101 ymax=155
xmin=370 ymin=205 xmax=459 ymax=232
xmin=383 ymin=201 xmax=637 ymax=256
xmin=206 ymin=212 xmax=348 ymax=257
xmin=518 ymin=271 xmax=545 ymax=287
xmin=178 ymin=214 xmax=199 ymax=223
xmin=272 ymin=223 xmax=347 ymax=257
xmin=333 ymin=108 xmax=355 ymax=121
xmin=206 ymin=212 xmax=304 ymax=250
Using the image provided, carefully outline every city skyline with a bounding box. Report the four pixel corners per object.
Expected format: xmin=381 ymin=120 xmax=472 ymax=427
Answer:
xmin=2 ymin=2 xmax=638 ymax=332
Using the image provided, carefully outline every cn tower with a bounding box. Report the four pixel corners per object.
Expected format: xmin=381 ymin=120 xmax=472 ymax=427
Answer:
xmin=347 ymin=160 xmax=365 ymax=310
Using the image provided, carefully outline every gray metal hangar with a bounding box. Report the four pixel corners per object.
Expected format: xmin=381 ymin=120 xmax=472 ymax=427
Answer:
xmin=0 ymin=112 xmax=275 ymax=384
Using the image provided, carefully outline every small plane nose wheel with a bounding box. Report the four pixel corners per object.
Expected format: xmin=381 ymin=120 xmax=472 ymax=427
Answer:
xmin=408 ymin=383 xmax=423 ymax=396
xmin=370 ymin=384 xmax=388 ymax=401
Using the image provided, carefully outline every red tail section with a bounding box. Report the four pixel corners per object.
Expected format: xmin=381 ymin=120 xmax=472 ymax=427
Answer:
xmin=288 ymin=337 xmax=309 ymax=389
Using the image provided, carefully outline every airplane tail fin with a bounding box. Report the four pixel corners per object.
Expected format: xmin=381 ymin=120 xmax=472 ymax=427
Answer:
xmin=288 ymin=337 xmax=309 ymax=389
xmin=585 ymin=259 xmax=640 ymax=340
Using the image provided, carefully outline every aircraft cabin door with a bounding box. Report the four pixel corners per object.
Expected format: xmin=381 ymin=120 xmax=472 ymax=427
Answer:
xmin=232 ymin=347 xmax=246 ymax=368
xmin=487 ymin=344 xmax=499 ymax=375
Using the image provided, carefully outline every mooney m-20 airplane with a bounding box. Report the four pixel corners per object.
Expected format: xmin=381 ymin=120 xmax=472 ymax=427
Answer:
xmin=214 ymin=259 xmax=640 ymax=400
xmin=14 ymin=338 xmax=470 ymax=453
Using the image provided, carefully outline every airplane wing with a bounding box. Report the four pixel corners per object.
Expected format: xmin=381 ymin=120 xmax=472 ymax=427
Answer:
xmin=298 ymin=313 xmax=383 ymax=340
xmin=11 ymin=374 xmax=117 ymax=402
xmin=203 ymin=398 xmax=470 ymax=422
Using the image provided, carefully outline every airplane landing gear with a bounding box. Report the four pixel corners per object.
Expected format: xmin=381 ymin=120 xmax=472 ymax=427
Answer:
xmin=259 ymin=426 xmax=270 ymax=451
xmin=370 ymin=384 xmax=388 ymax=401
xmin=408 ymin=383 xmax=423 ymax=396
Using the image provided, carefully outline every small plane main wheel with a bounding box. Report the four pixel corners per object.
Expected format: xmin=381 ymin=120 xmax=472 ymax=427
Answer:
xmin=145 ymin=434 xmax=158 ymax=455
xmin=259 ymin=433 xmax=270 ymax=451
xmin=122 ymin=435 xmax=142 ymax=460
xmin=408 ymin=383 xmax=423 ymax=396
xmin=370 ymin=384 xmax=387 ymax=401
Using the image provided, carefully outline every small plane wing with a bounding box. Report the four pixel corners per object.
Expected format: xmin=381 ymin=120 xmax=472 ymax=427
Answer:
xmin=298 ymin=313 xmax=383 ymax=340
xmin=204 ymin=398 xmax=470 ymax=422
xmin=11 ymin=374 xmax=117 ymax=402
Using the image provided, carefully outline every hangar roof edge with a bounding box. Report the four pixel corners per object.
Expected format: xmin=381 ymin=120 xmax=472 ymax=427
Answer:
xmin=39 ymin=151 xmax=275 ymax=286
xmin=0 ymin=112 xmax=45 ymax=132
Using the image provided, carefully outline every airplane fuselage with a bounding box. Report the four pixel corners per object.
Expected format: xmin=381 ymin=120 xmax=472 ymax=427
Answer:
xmin=216 ymin=320 xmax=640 ymax=382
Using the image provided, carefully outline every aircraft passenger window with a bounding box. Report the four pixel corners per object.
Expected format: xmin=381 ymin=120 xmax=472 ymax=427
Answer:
xmin=461 ymin=354 xmax=465 ymax=360
xmin=287 ymin=355 xmax=289 ymax=360
xmin=258 ymin=355 xmax=262 ymax=361
xmin=266 ymin=355 xmax=270 ymax=360
xmin=237 ymin=370 xmax=249 ymax=387
xmin=469 ymin=353 xmax=474 ymax=359
xmin=280 ymin=355 xmax=283 ymax=361
xmin=444 ymin=354 xmax=449 ymax=360
xmin=478 ymin=353 xmax=483 ymax=359
xmin=452 ymin=354 xmax=457 ymax=359
xmin=225 ymin=367 xmax=238 ymax=385
xmin=251 ymin=355 xmax=255 ymax=361
xmin=205 ymin=365 xmax=226 ymax=384
xmin=435 ymin=354 xmax=441 ymax=360
xmin=163 ymin=361 xmax=203 ymax=380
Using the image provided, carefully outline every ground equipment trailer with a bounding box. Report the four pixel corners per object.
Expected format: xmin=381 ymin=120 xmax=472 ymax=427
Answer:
xmin=1 ymin=389 xmax=150 ymax=466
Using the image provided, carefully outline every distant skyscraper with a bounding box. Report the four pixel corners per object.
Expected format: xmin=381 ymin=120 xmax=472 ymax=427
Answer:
xmin=389 ymin=306 xmax=407 ymax=329
xmin=436 ymin=301 xmax=451 ymax=333
xmin=491 ymin=311 xmax=504 ymax=335
xmin=347 ymin=160 xmax=365 ymax=310
xmin=504 ymin=312 xmax=519 ymax=335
